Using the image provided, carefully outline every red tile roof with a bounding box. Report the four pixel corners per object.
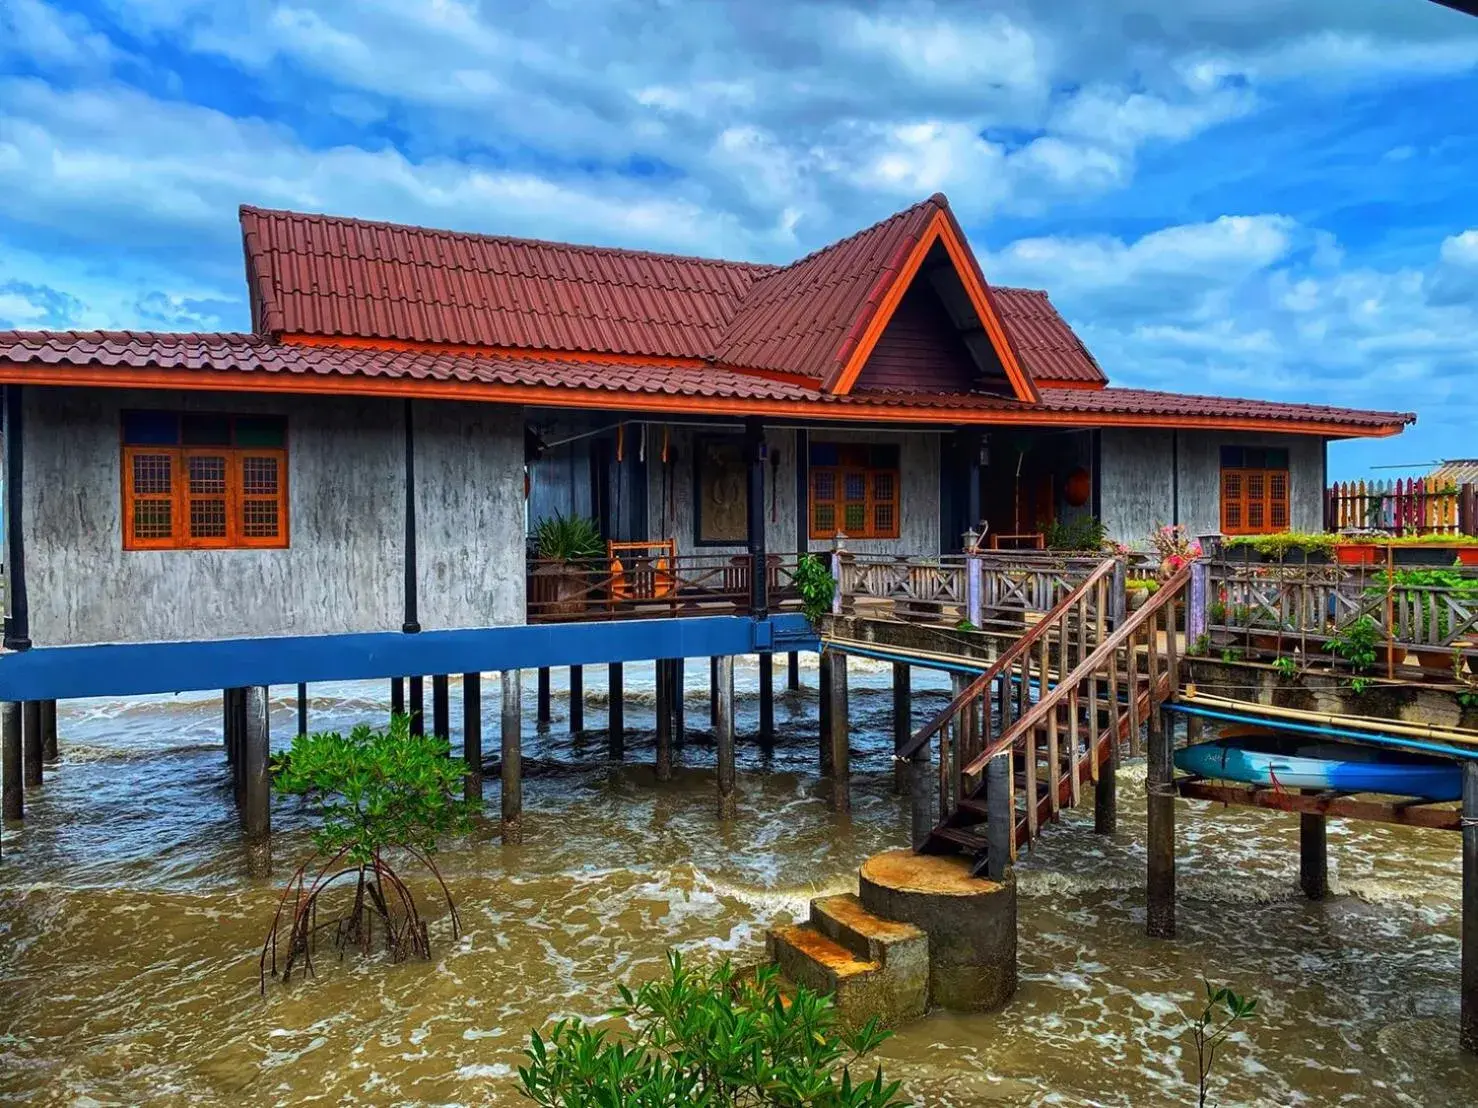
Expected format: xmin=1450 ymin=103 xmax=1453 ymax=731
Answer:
xmin=241 ymin=195 xmax=1068 ymax=388
xmin=989 ymin=288 xmax=1105 ymax=385
xmin=0 ymin=330 xmax=1414 ymax=434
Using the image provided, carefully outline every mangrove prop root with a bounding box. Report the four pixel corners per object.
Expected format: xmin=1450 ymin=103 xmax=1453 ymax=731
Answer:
xmin=259 ymin=848 xmax=457 ymax=993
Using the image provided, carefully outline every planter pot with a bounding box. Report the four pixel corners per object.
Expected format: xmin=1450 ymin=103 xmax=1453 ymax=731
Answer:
xmin=1334 ymin=544 xmax=1379 ymax=566
xmin=535 ymin=565 xmax=591 ymax=617
xmin=1457 ymin=547 xmax=1478 ymax=567
xmin=1411 ymin=648 xmax=1454 ymax=673
xmin=1127 ymin=587 xmax=1151 ymax=611
xmin=1393 ymin=546 xmax=1463 ymax=567
xmin=1249 ymin=632 xmax=1281 ymax=654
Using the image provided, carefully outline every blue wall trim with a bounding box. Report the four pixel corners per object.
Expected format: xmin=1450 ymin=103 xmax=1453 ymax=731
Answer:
xmin=1 ymin=615 xmax=819 ymax=701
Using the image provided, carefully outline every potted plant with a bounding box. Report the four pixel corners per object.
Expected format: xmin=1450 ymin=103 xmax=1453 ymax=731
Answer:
xmin=1126 ymin=577 xmax=1158 ymax=610
xmin=1333 ymin=533 xmax=1382 ymax=566
xmin=531 ymin=512 xmax=603 ymax=616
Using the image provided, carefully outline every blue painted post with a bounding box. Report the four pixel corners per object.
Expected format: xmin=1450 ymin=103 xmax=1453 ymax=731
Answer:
xmin=1188 ymin=560 xmax=1209 ymax=650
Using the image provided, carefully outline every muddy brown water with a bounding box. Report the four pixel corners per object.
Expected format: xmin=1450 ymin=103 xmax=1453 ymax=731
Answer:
xmin=1 ymin=659 xmax=1475 ymax=1106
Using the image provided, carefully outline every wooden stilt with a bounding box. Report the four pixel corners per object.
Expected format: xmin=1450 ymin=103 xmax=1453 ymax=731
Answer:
xmin=1095 ymin=682 xmax=1121 ymax=835
xmin=709 ymin=656 xmax=719 ymax=728
xmin=569 ymin=666 xmax=584 ymax=733
xmin=1300 ymin=790 xmax=1328 ymax=901
xmin=716 ymin=655 xmax=736 ymax=819
xmin=501 ymin=670 xmax=523 ymax=844
xmin=818 ymin=652 xmax=834 ymax=776
xmin=655 ymin=659 xmax=674 ymax=782
xmin=391 ymin=677 xmax=405 ymax=718
xmin=1146 ymin=705 xmax=1175 ymax=939
xmin=242 ymin=686 xmax=272 ymax=877
xmin=671 ymin=658 xmax=685 ymax=744
xmin=787 ymin=651 xmax=801 ymax=693
xmin=908 ymin=735 xmax=930 ymax=849
xmin=21 ymin=701 xmax=41 ymax=789
xmin=608 ymin=663 xmax=625 ymax=759
xmin=758 ymin=652 xmax=774 ymax=741
xmin=463 ymin=673 xmax=483 ymax=803
xmin=2 ymin=702 xmax=21 ymax=822
xmin=432 ymin=675 xmax=450 ymax=741
xmin=892 ymin=662 xmax=911 ymax=796
xmin=828 ymin=652 xmax=850 ymax=813
xmin=537 ymin=667 xmax=552 ymax=728
xmin=409 ymin=676 xmax=425 ymax=736
xmin=1462 ymin=761 xmax=1478 ymax=1054
xmin=40 ymin=700 xmax=57 ymax=762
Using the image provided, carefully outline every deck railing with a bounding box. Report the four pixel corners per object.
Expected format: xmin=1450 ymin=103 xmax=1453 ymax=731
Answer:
xmin=526 ymin=552 xmax=804 ymax=623
xmin=1204 ymin=557 xmax=1478 ymax=673
xmin=833 ymin=550 xmax=1107 ymax=630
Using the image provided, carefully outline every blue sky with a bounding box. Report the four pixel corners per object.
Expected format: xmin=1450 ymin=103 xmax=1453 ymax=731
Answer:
xmin=2 ymin=1 xmax=1475 ymax=479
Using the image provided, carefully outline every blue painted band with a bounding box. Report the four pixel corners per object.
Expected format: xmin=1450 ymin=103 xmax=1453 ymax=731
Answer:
xmin=0 ymin=614 xmax=818 ymax=701
xmin=826 ymin=641 xmax=989 ymax=675
xmin=1167 ymin=702 xmax=1478 ymax=762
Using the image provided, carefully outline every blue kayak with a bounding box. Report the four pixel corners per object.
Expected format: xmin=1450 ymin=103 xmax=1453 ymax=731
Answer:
xmin=1175 ymin=733 xmax=1463 ymax=802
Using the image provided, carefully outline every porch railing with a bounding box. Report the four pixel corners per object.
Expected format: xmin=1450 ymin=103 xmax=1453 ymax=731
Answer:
xmin=1203 ymin=557 xmax=1478 ymax=674
xmin=526 ymin=552 xmax=804 ymax=623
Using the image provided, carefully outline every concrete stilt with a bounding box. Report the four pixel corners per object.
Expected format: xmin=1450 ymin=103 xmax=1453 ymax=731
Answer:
xmin=536 ymin=667 xmax=552 ymax=728
xmin=1462 ymin=761 xmax=1478 ymax=1054
xmin=40 ymin=700 xmax=57 ymax=762
xmin=828 ymin=652 xmax=850 ymax=813
xmin=758 ymin=652 xmax=774 ymax=742
xmin=787 ymin=651 xmax=801 ymax=693
xmin=671 ymin=658 xmax=685 ymax=743
xmin=2 ymin=702 xmax=22 ymax=822
xmin=709 ymin=656 xmax=719 ymax=728
xmin=463 ymin=673 xmax=483 ymax=803
xmin=818 ymin=652 xmax=834 ymax=776
xmin=21 ymin=700 xmax=42 ymax=789
xmin=500 ymin=670 xmax=523 ymax=844
xmin=391 ymin=677 xmax=405 ymax=718
xmin=1095 ymin=684 xmax=1124 ymax=835
xmin=1300 ymin=794 xmax=1328 ymax=901
xmin=716 ymin=655 xmax=736 ymax=819
xmin=608 ymin=663 xmax=625 ymax=759
xmin=432 ymin=675 xmax=450 ymax=741
xmin=892 ymin=663 xmax=911 ymax=796
xmin=242 ymin=686 xmax=272 ymax=877
xmin=985 ymin=748 xmax=1011 ymax=882
xmin=1146 ymin=705 xmax=1176 ymax=939
xmin=655 ymin=659 xmax=674 ymax=782
xmin=908 ymin=739 xmax=931 ymax=849
xmin=409 ymin=676 xmax=425 ymax=736
xmin=569 ymin=666 xmax=584 ymax=733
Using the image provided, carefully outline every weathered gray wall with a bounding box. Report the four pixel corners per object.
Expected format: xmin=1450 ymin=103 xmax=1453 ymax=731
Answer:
xmin=646 ymin=426 xmax=941 ymax=557
xmin=1099 ymin=428 xmax=1323 ymax=545
xmin=21 ymin=387 xmax=524 ymax=646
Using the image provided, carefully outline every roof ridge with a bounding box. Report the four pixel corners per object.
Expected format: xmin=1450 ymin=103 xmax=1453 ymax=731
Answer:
xmin=238 ymin=204 xmax=779 ymax=273
xmin=752 ymin=193 xmax=945 ymax=277
xmin=0 ymin=329 xmax=261 ymax=344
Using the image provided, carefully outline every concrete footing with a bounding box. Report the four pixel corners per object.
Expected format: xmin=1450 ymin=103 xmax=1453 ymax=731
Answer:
xmin=858 ymin=849 xmax=1017 ymax=1012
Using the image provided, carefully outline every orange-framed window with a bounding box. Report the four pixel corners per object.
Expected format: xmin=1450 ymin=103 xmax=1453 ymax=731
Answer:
xmin=121 ymin=411 xmax=289 ymax=550
xmin=1220 ymin=446 xmax=1290 ymax=535
xmin=808 ymin=442 xmax=900 ymax=540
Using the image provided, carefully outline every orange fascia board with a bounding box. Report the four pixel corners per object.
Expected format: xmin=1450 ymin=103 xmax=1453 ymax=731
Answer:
xmin=1040 ymin=378 xmax=1106 ymax=391
xmin=824 ymin=211 xmax=1039 ymax=404
xmin=281 ymin=332 xmax=710 ymax=370
xmin=0 ymin=362 xmax=1407 ymax=439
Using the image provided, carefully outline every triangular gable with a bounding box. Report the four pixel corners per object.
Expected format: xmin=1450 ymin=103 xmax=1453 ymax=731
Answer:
xmin=824 ymin=207 xmax=1038 ymax=403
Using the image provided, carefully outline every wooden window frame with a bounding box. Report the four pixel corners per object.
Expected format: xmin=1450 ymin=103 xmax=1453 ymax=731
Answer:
xmin=1220 ymin=466 xmax=1290 ymax=536
xmin=809 ymin=462 xmax=901 ymax=541
xmin=121 ymin=415 xmax=290 ymax=551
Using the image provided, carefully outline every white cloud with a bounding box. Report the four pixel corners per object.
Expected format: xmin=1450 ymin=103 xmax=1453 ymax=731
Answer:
xmin=3 ymin=0 xmax=124 ymax=70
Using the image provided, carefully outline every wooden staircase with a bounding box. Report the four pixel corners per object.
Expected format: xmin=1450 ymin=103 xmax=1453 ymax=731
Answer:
xmin=904 ymin=561 xmax=1193 ymax=877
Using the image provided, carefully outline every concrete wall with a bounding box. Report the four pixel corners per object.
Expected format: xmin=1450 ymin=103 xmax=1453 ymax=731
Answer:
xmin=20 ymin=387 xmax=525 ymax=646
xmin=646 ymin=427 xmax=942 ymax=558
xmin=1099 ymin=428 xmax=1324 ymax=546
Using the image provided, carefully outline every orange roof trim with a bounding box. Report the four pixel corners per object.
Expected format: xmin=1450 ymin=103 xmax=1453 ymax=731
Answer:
xmin=824 ymin=210 xmax=1039 ymax=404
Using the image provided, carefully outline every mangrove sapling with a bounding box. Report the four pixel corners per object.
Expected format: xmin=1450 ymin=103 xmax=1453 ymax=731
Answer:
xmin=1186 ymin=979 xmax=1258 ymax=1108
xmin=517 ymin=952 xmax=906 ymax=1107
xmin=259 ymin=713 xmax=473 ymax=993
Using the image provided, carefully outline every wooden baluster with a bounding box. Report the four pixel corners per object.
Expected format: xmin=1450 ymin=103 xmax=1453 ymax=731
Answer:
xmin=1017 ymin=653 xmax=1030 ymax=722
xmin=1076 ymin=594 xmax=1090 ymax=677
xmin=1126 ymin=629 xmax=1142 ymax=759
xmin=938 ymin=720 xmax=950 ymax=823
xmin=1068 ymin=686 xmax=1082 ymax=808
xmin=1038 ymin=632 xmax=1051 ymax=702
xmin=1007 ymin=743 xmax=1019 ymax=863
xmin=1046 ymin=705 xmax=1061 ymax=817
xmin=998 ymin=670 xmax=1013 ymax=736
xmin=1146 ymin=606 xmax=1162 ymax=702
xmin=1166 ymin=592 xmax=1181 ymax=692
xmin=1024 ymin=718 xmax=1039 ymax=840
xmin=1087 ymin=666 xmax=1101 ymax=784
xmin=1107 ymin=639 xmax=1122 ymax=761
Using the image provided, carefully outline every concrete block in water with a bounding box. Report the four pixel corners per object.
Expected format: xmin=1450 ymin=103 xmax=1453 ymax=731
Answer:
xmin=859 ymin=848 xmax=1016 ymax=1013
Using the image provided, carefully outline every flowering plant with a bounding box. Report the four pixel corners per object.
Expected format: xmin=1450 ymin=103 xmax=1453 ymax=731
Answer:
xmin=1149 ymin=524 xmax=1203 ymax=579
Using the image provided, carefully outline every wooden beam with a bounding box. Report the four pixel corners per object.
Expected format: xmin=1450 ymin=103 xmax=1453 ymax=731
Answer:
xmin=1177 ymin=780 xmax=1462 ymax=831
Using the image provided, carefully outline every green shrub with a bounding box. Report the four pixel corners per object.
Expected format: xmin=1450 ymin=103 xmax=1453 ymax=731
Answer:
xmin=517 ymin=952 xmax=905 ymax=1107
xmin=795 ymin=553 xmax=837 ymax=625
xmin=1330 ymin=615 xmax=1380 ymax=674
xmin=1225 ymin=532 xmax=1335 ymax=559
xmin=1042 ymin=515 xmax=1110 ymax=552
xmin=533 ymin=512 xmax=603 ymax=562
xmin=1187 ymin=980 xmax=1258 ymax=1108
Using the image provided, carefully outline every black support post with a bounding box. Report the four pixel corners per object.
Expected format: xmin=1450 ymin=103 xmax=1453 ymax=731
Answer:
xmin=391 ymin=677 xmax=405 ymax=718
xmin=4 ymin=385 xmax=30 ymax=651
xmin=818 ymin=652 xmax=834 ymax=776
xmin=655 ymin=660 xmax=673 ymax=782
xmin=501 ymin=671 xmax=523 ymax=844
xmin=787 ymin=651 xmax=800 ymax=692
xmin=40 ymin=699 xmax=57 ymax=762
xmin=985 ymin=746 xmax=1011 ymax=881
xmin=432 ymin=674 xmax=450 ymax=741
xmin=296 ymin=684 xmax=308 ymax=738
xmin=2 ymin=702 xmax=21 ymax=822
xmin=827 ymin=652 xmax=850 ymax=812
xmin=709 ymin=656 xmax=720 ymax=728
xmin=463 ymin=673 xmax=483 ymax=803
xmin=607 ymin=662 xmax=625 ymax=759
xmin=671 ymin=658 xmax=685 ymax=744
xmin=537 ymin=667 xmax=552 ymax=728
xmin=569 ymin=666 xmax=584 ymax=733
xmin=1463 ymin=761 xmax=1478 ymax=1054
xmin=1146 ymin=705 xmax=1176 ymax=939
xmin=1300 ymin=791 xmax=1328 ymax=901
xmin=21 ymin=701 xmax=41 ymax=789
xmin=891 ymin=662 xmax=911 ymax=795
xmin=409 ymin=676 xmax=425 ymax=736
xmin=758 ymin=652 xmax=774 ymax=741
xmin=716 ymin=655 xmax=736 ymax=820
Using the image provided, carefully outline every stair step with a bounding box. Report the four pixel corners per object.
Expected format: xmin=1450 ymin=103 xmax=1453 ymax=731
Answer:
xmin=929 ymin=826 xmax=990 ymax=854
xmin=767 ymin=924 xmax=878 ymax=997
xmin=953 ymin=797 xmax=990 ymax=820
xmin=810 ymin=894 xmax=926 ymax=967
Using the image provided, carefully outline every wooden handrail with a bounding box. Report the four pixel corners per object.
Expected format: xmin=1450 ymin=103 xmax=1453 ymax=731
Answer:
xmin=896 ymin=557 xmax=1120 ymax=762
xmin=961 ymin=563 xmax=1193 ymax=777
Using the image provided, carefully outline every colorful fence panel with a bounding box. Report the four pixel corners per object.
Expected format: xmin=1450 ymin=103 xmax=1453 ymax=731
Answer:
xmin=1326 ymin=478 xmax=1476 ymax=536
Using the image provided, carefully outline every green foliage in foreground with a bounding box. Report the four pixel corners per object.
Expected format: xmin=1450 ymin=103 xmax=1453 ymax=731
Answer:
xmin=518 ymin=953 xmax=906 ymax=1108
xmin=1188 ymin=980 xmax=1258 ymax=1108
xmin=272 ymin=713 xmax=472 ymax=864
xmin=795 ymin=553 xmax=838 ymax=625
